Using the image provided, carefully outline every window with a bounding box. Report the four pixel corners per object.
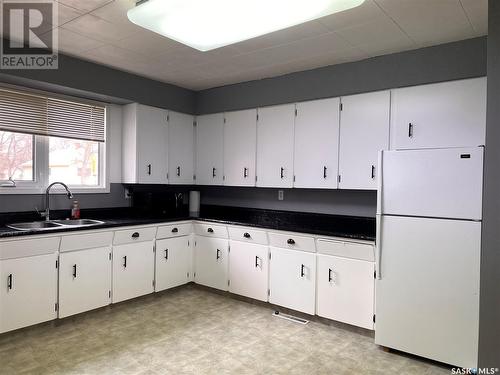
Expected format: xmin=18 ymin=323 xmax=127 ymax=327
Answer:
xmin=0 ymin=87 xmax=107 ymax=193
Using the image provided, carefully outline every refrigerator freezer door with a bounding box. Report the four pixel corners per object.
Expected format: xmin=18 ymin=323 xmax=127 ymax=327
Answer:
xmin=375 ymin=215 xmax=480 ymax=368
xmin=381 ymin=147 xmax=483 ymax=220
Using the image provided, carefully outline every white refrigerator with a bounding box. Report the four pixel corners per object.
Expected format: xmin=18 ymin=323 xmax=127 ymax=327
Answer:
xmin=375 ymin=147 xmax=483 ymax=369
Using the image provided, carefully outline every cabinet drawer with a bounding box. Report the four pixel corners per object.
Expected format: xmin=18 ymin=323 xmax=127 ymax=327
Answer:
xmin=156 ymin=222 xmax=192 ymax=239
xmin=60 ymin=231 xmax=113 ymax=252
xmin=268 ymin=232 xmax=315 ymax=253
xmin=0 ymin=236 xmax=60 ymax=260
xmin=193 ymin=222 xmax=228 ymax=238
xmin=228 ymin=226 xmax=268 ymax=245
xmin=317 ymin=239 xmax=374 ymax=262
xmin=113 ymin=227 xmax=156 ymax=245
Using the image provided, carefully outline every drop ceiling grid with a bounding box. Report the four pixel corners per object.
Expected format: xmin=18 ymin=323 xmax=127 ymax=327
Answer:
xmin=10 ymin=0 xmax=489 ymax=90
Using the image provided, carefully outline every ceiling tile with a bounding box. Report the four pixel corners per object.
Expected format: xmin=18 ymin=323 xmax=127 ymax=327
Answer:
xmin=57 ymin=0 xmax=113 ymax=13
xmin=85 ymin=44 xmax=150 ymax=65
xmin=113 ymin=30 xmax=184 ymax=57
xmin=57 ymin=28 xmax=106 ymax=55
xmin=460 ymin=0 xmax=488 ymax=36
xmin=90 ymin=0 xmax=135 ymax=25
xmin=319 ymin=0 xmax=387 ymax=31
xmin=53 ymin=2 xmax=84 ymax=27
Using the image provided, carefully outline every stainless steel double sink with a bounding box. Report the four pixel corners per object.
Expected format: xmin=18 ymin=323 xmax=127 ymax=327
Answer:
xmin=7 ymin=219 xmax=105 ymax=232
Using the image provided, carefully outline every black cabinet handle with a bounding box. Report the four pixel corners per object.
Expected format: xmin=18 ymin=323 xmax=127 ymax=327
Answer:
xmin=147 ymin=164 xmax=152 ymax=175
xmin=207 ymin=228 xmax=214 ymax=233
xmin=176 ymin=166 xmax=181 ymax=177
xmin=287 ymin=238 xmax=295 ymax=245
xmin=300 ymin=264 xmax=305 ymax=278
xmin=323 ymin=166 xmax=327 ymax=179
xmin=212 ymin=167 xmax=216 ymax=178
xmin=164 ymin=249 xmax=168 ymax=260
xmin=328 ymin=268 xmax=333 ymax=282
xmin=244 ymin=167 xmax=248 ymax=178
xmin=408 ymin=123 xmax=414 ymax=138
xmin=132 ymin=232 xmax=140 ymax=239
xmin=171 ymin=227 xmax=178 ymax=233
xmin=73 ymin=264 xmax=77 ymax=278
xmin=216 ymin=249 xmax=221 ymax=260
xmin=7 ymin=274 xmax=12 ymax=290
xmin=255 ymin=256 xmax=260 ymax=268
xmin=280 ymin=167 xmax=284 ymax=179
xmin=123 ymin=256 xmax=127 ymax=268
xmin=371 ymin=165 xmax=376 ymax=179
xmin=243 ymin=232 xmax=251 ymax=239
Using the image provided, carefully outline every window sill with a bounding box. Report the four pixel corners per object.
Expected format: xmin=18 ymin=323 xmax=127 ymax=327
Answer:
xmin=0 ymin=186 xmax=111 ymax=195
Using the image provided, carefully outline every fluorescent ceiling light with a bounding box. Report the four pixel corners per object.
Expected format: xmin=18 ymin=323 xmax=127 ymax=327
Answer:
xmin=128 ymin=0 xmax=365 ymax=52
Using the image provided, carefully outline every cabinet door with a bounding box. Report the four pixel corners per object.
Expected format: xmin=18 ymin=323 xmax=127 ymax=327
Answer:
xmin=391 ymin=77 xmax=486 ymax=150
xmin=0 ymin=253 xmax=57 ymax=333
xmin=155 ymin=236 xmax=191 ymax=291
xmin=269 ymin=247 xmax=316 ymax=315
xmin=59 ymin=247 xmax=112 ymax=318
xmin=224 ymin=109 xmax=257 ymax=186
xmin=256 ymin=104 xmax=295 ymax=188
xmin=196 ymin=113 xmax=224 ymax=185
xmin=136 ymin=104 xmax=169 ymax=184
xmin=194 ymin=236 xmax=228 ymax=291
xmin=112 ymin=242 xmax=155 ymax=303
xmin=339 ymin=91 xmax=390 ymax=190
xmin=317 ymin=254 xmax=375 ymax=330
xmin=168 ymin=111 xmax=195 ymax=184
xmin=228 ymin=241 xmax=269 ymax=302
xmin=294 ymin=98 xmax=340 ymax=189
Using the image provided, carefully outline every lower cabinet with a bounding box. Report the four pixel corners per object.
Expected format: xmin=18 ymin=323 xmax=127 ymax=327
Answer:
xmin=316 ymin=254 xmax=375 ymax=329
xmin=155 ymin=236 xmax=192 ymax=291
xmin=59 ymin=247 xmax=112 ymax=318
xmin=112 ymin=241 xmax=155 ymax=303
xmin=269 ymin=247 xmax=316 ymax=315
xmin=0 ymin=253 xmax=58 ymax=333
xmin=228 ymin=241 xmax=269 ymax=302
xmin=194 ymin=235 xmax=228 ymax=291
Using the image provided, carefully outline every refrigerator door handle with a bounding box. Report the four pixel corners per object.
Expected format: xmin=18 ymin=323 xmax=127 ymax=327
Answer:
xmin=376 ymin=214 xmax=382 ymax=280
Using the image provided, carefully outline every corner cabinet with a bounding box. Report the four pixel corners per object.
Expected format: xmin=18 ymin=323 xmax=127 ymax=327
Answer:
xmin=194 ymin=235 xmax=229 ymax=291
xmin=196 ymin=113 xmax=225 ymax=186
xmin=338 ymin=91 xmax=390 ymax=190
xmin=155 ymin=236 xmax=192 ymax=291
xmin=223 ymin=109 xmax=257 ymax=186
xmin=168 ymin=111 xmax=195 ymax=185
xmin=122 ymin=103 xmax=169 ymax=184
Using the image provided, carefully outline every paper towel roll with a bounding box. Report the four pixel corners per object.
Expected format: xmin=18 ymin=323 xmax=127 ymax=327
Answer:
xmin=189 ymin=191 xmax=200 ymax=217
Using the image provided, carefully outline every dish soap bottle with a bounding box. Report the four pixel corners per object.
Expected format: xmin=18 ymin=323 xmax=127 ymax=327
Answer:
xmin=71 ymin=200 xmax=80 ymax=220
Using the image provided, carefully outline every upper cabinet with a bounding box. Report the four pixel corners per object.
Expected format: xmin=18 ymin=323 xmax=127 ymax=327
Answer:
xmin=294 ymin=98 xmax=340 ymax=189
xmin=196 ymin=113 xmax=224 ymax=186
xmin=224 ymin=109 xmax=257 ymax=187
xmin=122 ymin=104 xmax=169 ymax=184
xmin=168 ymin=111 xmax=195 ymax=185
xmin=391 ymin=77 xmax=486 ymax=150
xmin=256 ymin=104 xmax=295 ymax=188
xmin=339 ymin=91 xmax=390 ymax=190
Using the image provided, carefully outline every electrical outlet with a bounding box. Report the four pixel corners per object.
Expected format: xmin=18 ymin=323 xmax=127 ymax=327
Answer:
xmin=278 ymin=190 xmax=284 ymax=201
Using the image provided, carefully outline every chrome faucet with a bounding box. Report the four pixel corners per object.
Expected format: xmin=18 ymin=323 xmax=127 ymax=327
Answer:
xmin=42 ymin=182 xmax=74 ymax=221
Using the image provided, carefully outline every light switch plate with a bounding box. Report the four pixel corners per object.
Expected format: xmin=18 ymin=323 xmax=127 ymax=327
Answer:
xmin=278 ymin=190 xmax=284 ymax=201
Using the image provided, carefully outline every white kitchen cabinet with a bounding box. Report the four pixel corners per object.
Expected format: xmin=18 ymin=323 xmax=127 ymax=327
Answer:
xmin=339 ymin=91 xmax=390 ymax=190
xmin=122 ymin=103 xmax=169 ymax=184
xmin=317 ymin=254 xmax=375 ymax=330
xmin=256 ymin=104 xmax=295 ymax=188
xmin=391 ymin=77 xmax=486 ymax=150
xmin=59 ymin=247 xmax=112 ymax=318
xmin=155 ymin=236 xmax=191 ymax=291
xmin=112 ymin=241 xmax=155 ymax=303
xmin=228 ymin=241 xmax=269 ymax=302
xmin=269 ymin=247 xmax=316 ymax=315
xmin=168 ymin=111 xmax=195 ymax=184
xmin=0 ymin=253 xmax=57 ymax=333
xmin=194 ymin=236 xmax=229 ymax=291
xmin=294 ymin=98 xmax=340 ymax=189
xmin=196 ymin=113 xmax=225 ymax=185
xmin=224 ymin=109 xmax=257 ymax=186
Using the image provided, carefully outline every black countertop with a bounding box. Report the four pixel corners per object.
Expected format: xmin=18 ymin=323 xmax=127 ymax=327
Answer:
xmin=0 ymin=206 xmax=375 ymax=241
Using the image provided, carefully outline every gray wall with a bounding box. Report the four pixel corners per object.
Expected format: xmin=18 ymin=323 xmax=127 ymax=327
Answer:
xmin=198 ymin=187 xmax=376 ymax=217
xmin=196 ymin=37 xmax=487 ymax=114
xmin=479 ymin=1 xmax=500 ymax=368
xmin=0 ymin=183 xmax=129 ymax=213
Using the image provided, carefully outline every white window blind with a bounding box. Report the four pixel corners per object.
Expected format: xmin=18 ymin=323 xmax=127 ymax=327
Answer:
xmin=0 ymin=88 xmax=106 ymax=142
